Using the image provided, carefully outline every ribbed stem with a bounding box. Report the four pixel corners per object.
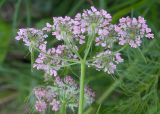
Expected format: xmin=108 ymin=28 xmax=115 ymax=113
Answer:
xmin=61 ymin=102 xmax=66 ymax=114
xmin=78 ymin=60 xmax=86 ymax=114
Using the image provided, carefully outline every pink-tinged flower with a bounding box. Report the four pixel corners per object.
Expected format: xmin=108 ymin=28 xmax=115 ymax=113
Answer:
xmin=45 ymin=89 xmax=57 ymax=102
xmin=15 ymin=28 xmax=47 ymax=48
xmin=90 ymin=50 xmax=123 ymax=74
xmin=85 ymin=86 xmax=95 ymax=105
xmin=146 ymin=33 xmax=154 ymax=39
xmin=37 ymin=6 xmax=116 ymax=51
xmin=33 ymin=51 xmax=58 ymax=76
xmin=91 ymin=6 xmax=97 ymax=12
xmin=138 ymin=16 xmax=145 ymax=24
xmin=72 ymin=6 xmax=113 ymax=46
xmin=15 ymin=6 xmax=154 ymax=78
xmin=35 ymin=101 xmax=47 ymax=112
xmin=39 ymin=42 xmax=47 ymax=51
xmin=114 ymin=25 xmax=121 ymax=32
xmin=54 ymin=76 xmax=95 ymax=109
xmin=64 ymin=76 xmax=75 ymax=85
xmin=95 ymin=25 xmax=118 ymax=48
xmin=50 ymin=99 xmax=60 ymax=112
xmin=54 ymin=76 xmax=64 ymax=87
xmin=85 ymin=86 xmax=95 ymax=98
xmin=43 ymin=23 xmax=53 ymax=32
xmin=107 ymin=62 xmax=116 ymax=74
xmin=33 ymin=75 xmax=95 ymax=112
xmin=52 ymin=16 xmax=74 ymax=41
xmin=33 ymin=45 xmax=77 ymax=77
xmin=116 ymin=16 xmax=154 ymax=48
xmin=50 ymin=69 xmax=57 ymax=76
xmin=115 ymin=53 xmax=124 ymax=63
xmin=34 ymin=88 xmax=46 ymax=99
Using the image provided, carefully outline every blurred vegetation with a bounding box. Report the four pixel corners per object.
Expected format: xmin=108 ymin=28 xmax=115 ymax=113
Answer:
xmin=0 ymin=0 xmax=160 ymax=114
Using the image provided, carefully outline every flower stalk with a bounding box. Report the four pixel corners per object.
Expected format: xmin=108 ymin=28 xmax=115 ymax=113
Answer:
xmin=78 ymin=59 xmax=86 ymax=114
xmin=61 ymin=102 xmax=66 ymax=114
xmin=30 ymin=47 xmax=34 ymax=72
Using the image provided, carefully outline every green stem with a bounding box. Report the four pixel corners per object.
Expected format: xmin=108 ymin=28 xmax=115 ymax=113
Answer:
xmin=61 ymin=102 xmax=66 ymax=114
xmin=31 ymin=48 xmax=34 ymax=72
xmin=78 ymin=60 xmax=86 ymax=114
xmin=84 ymin=25 xmax=95 ymax=60
xmin=50 ymin=62 xmax=79 ymax=69
xmin=96 ymin=104 xmax=101 ymax=114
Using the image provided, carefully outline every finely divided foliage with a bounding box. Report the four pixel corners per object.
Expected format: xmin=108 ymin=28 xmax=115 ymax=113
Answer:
xmin=15 ymin=6 xmax=154 ymax=113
